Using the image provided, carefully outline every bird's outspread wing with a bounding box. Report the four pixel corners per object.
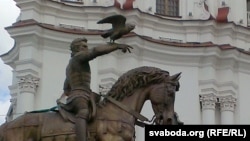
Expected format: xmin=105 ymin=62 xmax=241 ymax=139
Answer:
xmin=97 ymin=14 xmax=126 ymax=29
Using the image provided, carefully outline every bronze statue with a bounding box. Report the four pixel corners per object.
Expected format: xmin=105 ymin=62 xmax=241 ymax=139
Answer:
xmin=97 ymin=14 xmax=135 ymax=43
xmin=58 ymin=37 xmax=132 ymax=141
xmin=0 ymin=66 xmax=182 ymax=141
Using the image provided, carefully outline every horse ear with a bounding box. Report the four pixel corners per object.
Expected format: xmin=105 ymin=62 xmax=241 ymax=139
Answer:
xmin=170 ymin=72 xmax=181 ymax=81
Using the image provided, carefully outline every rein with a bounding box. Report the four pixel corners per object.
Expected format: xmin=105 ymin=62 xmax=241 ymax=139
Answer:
xmin=102 ymin=95 xmax=156 ymax=127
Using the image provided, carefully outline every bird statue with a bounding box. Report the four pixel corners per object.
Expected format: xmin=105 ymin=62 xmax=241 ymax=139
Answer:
xmin=97 ymin=14 xmax=135 ymax=43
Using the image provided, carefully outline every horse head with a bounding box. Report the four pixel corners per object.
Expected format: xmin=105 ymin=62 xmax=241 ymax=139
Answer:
xmin=99 ymin=66 xmax=182 ymax=126
xmin=149 ymin=72 xmax=181 ymax=125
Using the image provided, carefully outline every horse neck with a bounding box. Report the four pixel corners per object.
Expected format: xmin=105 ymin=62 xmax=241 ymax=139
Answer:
xmin=119 ymin=87 xmax=149 ymax=113
xmin=99 ymin=88 xmax=149 ymax=114
xmin=97 ymin=86 xmax=151 ymax=124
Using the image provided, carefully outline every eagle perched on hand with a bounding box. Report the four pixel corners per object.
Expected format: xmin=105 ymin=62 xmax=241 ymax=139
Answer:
xmin=97 ymin=14 xmax=135 ymax=43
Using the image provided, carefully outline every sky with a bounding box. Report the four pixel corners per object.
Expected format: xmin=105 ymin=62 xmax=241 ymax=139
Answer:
xmin=0 ymin=0 xmax=20 ymax=124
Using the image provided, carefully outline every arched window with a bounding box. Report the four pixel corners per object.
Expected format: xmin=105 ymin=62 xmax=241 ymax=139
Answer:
xmin=156 ymin=0 xmax=179 ymax=17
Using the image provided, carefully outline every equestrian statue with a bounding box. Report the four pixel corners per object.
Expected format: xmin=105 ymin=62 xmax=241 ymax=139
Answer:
xmin=0 ymin=16 xmax=183 ymax=141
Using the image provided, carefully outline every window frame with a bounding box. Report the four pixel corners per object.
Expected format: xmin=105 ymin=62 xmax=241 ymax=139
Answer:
xmin=155 ymin=0 xmax=180 ymax=18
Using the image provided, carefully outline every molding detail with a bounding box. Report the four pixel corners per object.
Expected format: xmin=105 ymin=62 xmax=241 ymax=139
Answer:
xmin=99 ymin=83 xmax=113 ymax=95
xmin=6 ymin=97 xmax=17 ymax=122
xmin=18 ymin=75 xmax=39 ymax=94
xmin=200 ymin=94 xmax=217 ymax=110
xmin=219 ymin=95 xmax=236 ymax=112
xmin=10 ymin=97 xmax=17 ymax=106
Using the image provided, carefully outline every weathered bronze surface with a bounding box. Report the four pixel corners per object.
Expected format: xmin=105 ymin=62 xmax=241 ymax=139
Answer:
xmin=97 ymin=14 xmax=135 ymax=43
xmin=0 ymin=66 xmax=182 ymax=141
xmin=59 ymin=37 xmax=133 ymax=141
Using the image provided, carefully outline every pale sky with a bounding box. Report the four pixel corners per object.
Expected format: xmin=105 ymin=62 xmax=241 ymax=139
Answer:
xmin=0 ymin=0 xmax=20 ymax=124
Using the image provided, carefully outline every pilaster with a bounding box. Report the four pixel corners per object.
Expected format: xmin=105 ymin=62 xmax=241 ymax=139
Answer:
xmin=200 ymin=93 xmax=217 ymax=110
xmin=18 ymin=75 xmax=39 ymax=94
xmin=200 ymin=93 xmax=217 ymax=124
xmin=219 ymin=95 xmax=236 ymax=112
xmin=219 ymin=95 xmax=236 ymax=124
xmin=16 ymin=74 xmax=40 ymax=114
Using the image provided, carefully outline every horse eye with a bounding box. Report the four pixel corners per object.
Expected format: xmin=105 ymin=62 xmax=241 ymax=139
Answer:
xmin=171 ymin=83 xmax=176 ymax=87
xmin=168 ymin=93 xmax=174 ymax=97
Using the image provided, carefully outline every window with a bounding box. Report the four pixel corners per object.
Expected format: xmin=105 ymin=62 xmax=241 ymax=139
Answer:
xmin=156 ymin=0 xmax=179 ymax=17
xmin=247 ymin=0 xmax=250 ymax=26
xmin=247 ymin=0 xmax=250 ymax=11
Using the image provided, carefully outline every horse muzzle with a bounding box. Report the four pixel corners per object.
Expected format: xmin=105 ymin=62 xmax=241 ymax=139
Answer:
xmin=156 ymin=111 xmax=177 ymax=125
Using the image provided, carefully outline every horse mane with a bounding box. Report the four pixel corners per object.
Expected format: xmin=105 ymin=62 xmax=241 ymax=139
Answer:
xmin=101 ymin=66 xmax=170 ymax=103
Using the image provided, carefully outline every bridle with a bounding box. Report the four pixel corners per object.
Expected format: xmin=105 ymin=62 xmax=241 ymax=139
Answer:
xmin=102 ymin=95 xmax=166 ymax=127
xmin=99 ymin=79 xmax=180 ymax=126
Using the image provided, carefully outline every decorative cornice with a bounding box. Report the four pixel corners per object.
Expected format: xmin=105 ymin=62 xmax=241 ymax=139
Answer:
xmin=98 ymin=67 xmax=122 ymax=77
xmin=0 ymin=42 xmax=19 ymax=68
xmin=13 ymin=0 xmax=250 ymax=49
xmin=15 ymin=59 xmax=42 ymax=68
xmin=200 ymin=94 xmax=217 ymax=110
xmin=200 ymin=87 xmax=218 ymax=95
xmin=3 ymin=20 xmax=250 ymax=73
xmin=18 ymin=75 xmax=39 ymax=94
xmin=5 ymin=20 xmax=250 ymax=55
xmin=218 ymin=95 xmax=237 ymax=112
xmin=199 ymin=79 xmax=238 ymax=96
xmin=10 ymin=98 xmax=17 ymax=106
xmin=4 ymin=20 xmax=250 ymax=72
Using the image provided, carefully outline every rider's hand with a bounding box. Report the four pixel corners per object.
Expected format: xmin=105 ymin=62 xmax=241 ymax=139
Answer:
xmin=117 ymin=44 xmax=133 ymax=53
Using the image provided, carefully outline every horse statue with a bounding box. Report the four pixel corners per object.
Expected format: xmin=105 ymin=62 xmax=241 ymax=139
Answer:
xmin=0 ymin=66 xmax=182 ymax=141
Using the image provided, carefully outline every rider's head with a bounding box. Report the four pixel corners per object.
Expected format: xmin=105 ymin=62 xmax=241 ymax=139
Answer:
xmin=70 ymin=37 xmax=88 ymax=57
xmin=70 ymin=37 xmax=88 ymax=52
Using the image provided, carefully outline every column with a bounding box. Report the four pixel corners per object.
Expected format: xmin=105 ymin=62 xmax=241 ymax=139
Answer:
xmin=200 ymin=94 xmax=217 ymax=124
xmin=17 ymin=75 xmax=39 ymax=115
xmin=219 ymin=95 xmax=236 ymax=124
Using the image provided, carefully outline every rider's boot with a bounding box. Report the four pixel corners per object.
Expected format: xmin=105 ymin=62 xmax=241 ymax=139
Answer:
xmin=75 ymin=118 xmax=87 ymax=141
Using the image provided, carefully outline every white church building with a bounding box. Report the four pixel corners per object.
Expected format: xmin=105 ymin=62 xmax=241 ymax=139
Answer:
xmin=1 ymin=0 xmax=250 ymax=140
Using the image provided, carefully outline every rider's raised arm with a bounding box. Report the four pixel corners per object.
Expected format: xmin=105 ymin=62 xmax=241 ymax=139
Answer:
xmin=75 ymin=43 xmax=132 ymax=61
xmin=89 ymin=43 xmax=119 ymax=58
xmin=88 ymin=43 xmax=132 ymax=59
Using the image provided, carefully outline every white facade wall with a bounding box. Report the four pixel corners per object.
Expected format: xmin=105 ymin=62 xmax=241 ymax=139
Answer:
xmin=15 ymin=0 xmax=250 ymax=50
xmin=2 ymin=0 xmax=250 ymax=140
xmin=237 ymin=72 xmax=250 ymax=124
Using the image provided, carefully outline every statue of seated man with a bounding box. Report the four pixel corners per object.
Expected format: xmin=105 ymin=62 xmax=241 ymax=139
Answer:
xmin=58 ymin=37 xmax=132 ymax=141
